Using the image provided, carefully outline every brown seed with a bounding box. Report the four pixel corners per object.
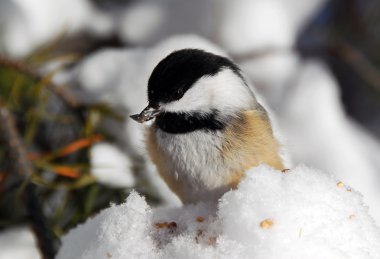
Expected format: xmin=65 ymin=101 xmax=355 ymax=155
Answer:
xmin=154 ymin=222 xmax=169 ymax=229
xmin=168 ymin=222 xmax=177 ymax=228
xmin=281 ymin=169 xmax=290 ymax=173
xmin=336 ymin=181 xmax=345 ymax=188
xmin=346 ymin=187 xmax=352 ymax=192
xmin=260 ymin=219 xmax=274 ymax=229
xmin=208 ymin=236 xmax=217 ymax=246
xmin=196 ymin=216 xmax=205 ymax=223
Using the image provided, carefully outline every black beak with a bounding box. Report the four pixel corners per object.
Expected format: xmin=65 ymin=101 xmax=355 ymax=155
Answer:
xmin=130 ymin=105 xmax=160 ymax=123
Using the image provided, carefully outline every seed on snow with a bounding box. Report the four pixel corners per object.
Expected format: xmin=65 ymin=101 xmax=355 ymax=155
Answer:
xmin=260 ymin=219 xmax=274 ymax=229
xmin=196 ymin=216 xmax=205 ymax=223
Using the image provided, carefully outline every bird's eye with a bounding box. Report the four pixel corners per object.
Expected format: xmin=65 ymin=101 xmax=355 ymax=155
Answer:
xmin=176 ymin=89 xmax=184 ymax=99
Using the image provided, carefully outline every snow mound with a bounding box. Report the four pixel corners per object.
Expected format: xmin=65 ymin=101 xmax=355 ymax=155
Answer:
xmin=276 ymin=60 xmax=380 ymax=224
xmin=0 ymin=0 xmax=112 ymax=57
xmin=116 ymin=0 xmax=327 ymax=54
xmin=218 ymin=0 xmax=295 ymax=55
xmin=0 ymin=227 xmax=40 ymax=259
xmin=57 ymin=165 xmax=380 ymax=259
xmin=90 ymin=142 xmax=135 ymax=188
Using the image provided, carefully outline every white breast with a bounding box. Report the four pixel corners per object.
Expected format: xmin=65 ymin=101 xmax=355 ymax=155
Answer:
xmin=155 ymin=129 xmax=231 ymax=203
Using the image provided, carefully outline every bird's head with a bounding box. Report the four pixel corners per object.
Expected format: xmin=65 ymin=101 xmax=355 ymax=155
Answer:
xmin=131 ymin=49 xmax=258 ymax=133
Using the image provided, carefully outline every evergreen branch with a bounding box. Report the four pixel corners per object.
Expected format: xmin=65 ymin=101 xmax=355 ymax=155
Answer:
xmin=0 ymin=54 xmax=81 ymax=109
xmin=0 ymin=100 xmax=59 ymax=259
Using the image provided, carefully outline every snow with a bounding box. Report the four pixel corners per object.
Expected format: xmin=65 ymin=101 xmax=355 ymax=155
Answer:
xmin=116 ymin=0 xmax=328 ymax=55
xmin=57 ymin=165 xmax=380 ymax=259
xmin=0 ymin=0 xmax=328 ymax=57
xmin=116 ymin=0 xmax=215 ymax=46
xmin=90 ymin=142 xmax=135 ymax=188
xmin=273 ymin=60 xmax=380 ymax=224
xmin=242 ymin=50 xmax=380 ymax=225
xmin=239 ymin=51 xmax=300 ymax=108
xmin=2 ymin=1 xmax=380 ymax=256
xmin=0 ymin=227 xmax=40 ymax=259
xmin=117 ymin=1 xmax=166 ymax=45
xmin=0 ymin=0 xmax=113 ymax=57
xmin=218 ymin=0 xmax=295 ymax=55
xmin=217 ymin=0 xmax=380 ymax=226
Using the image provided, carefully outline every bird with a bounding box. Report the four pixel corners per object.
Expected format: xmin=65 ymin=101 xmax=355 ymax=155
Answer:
xmin=131 ymin=49 xmax=284 ymax=203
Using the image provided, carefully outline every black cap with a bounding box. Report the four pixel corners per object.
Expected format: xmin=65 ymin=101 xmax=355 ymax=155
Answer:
xmin=147 ymin=49 xmax=243 ymax=105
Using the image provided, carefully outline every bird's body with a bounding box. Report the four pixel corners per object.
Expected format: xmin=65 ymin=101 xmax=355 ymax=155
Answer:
xmin=131 ymin=49 xmax=284 ymax=203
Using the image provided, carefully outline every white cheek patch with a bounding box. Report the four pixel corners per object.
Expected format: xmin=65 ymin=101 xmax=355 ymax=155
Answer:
xmin=161 ymin=69 xmax=256 ymax=113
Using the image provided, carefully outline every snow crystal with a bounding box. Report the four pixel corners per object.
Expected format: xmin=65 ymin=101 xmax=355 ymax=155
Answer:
xmin=57 ymin=165 xmax=380 ymax=259
xmin=90 ymin=142 xmax=135 ymax=188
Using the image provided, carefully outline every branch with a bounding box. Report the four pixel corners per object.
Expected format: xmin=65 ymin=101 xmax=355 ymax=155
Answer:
xmin=0 ymin=55 xmax=81 ymax=109
xmin=329 ymin=42 xmax=380 ymax=93
xmin=0 ymin=100 xmax=59 ymax=259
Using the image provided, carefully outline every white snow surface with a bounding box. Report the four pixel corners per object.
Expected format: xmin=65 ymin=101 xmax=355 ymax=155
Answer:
xmin=117 ymin=0 xmax=327 ymax=54
xmin=57 ymin=165 xmax=380 ymax=259
xmin=0 ymin=227 xmax=40 ymax=259
xmin=274 ymin=60 xmax=380 ymax=225
xmin=0 ymin=0 xmax=113 ymax=57
xmin=218 ymin=0 xmax=295 ymax=55
xmin=0 ymin=0 xmax=327 ymax=57
xmin=90 ymin=142 xmax=135 ymax=188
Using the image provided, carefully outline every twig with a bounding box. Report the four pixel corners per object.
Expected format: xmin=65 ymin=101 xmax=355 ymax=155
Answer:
xmin=0 ymin=102 xmax=33 ymax=177
xmin=328 ymin=41 xmax=380 ymax=93
xmin=0 ymin=100 xmax=59 ymax=259
xmin=0 ymin=54 xmax=81 ymax=109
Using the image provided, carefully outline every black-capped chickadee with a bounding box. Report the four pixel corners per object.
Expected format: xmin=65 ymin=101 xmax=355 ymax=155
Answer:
xmin=131 ymin=49 xmax=284 ymax=203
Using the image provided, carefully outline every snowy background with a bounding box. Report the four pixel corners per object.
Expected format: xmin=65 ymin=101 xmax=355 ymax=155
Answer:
xmin=1 ymin=0 xmax=380 ymax=258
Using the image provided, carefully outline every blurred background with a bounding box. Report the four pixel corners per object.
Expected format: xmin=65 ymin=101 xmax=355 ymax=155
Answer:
xmin=1 ymin=0 xmax=380 ymax=258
